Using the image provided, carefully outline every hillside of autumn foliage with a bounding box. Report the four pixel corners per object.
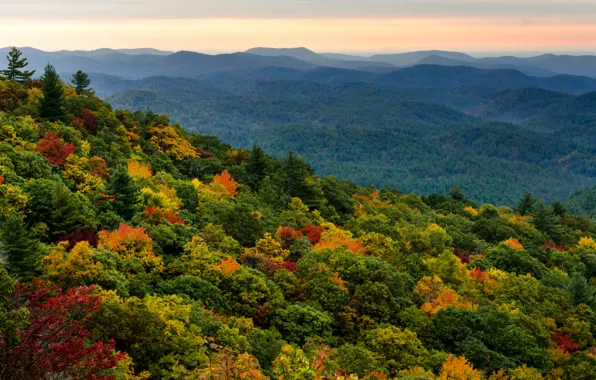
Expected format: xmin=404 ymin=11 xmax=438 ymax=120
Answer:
xmin=2 ymin=54 xmax=596 ymax=379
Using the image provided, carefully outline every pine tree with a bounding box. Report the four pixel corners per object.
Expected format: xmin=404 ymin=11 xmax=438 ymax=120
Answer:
xmin=284 ymin=151 xmax=312 ymax=199
xmin=50 ymin=186 xmax=94 ymax=238
xmin=570 ymin=273 xmax=596 ymax=308
xmin=108 ymin=166 xmax=141 ymax=220
xmin=0 ymin=213 xmax=40 ymax=280
xmin=450 ymin=186 xmax=466 ymax=202
xmin=39 ymin=64 xmax=66 ymax=122
xmin=550 ymin=200 xmax=568 ymax=217
xmin=70 ymin=70 xmax=91 ymax=95
xmin=533 ymin=202 xmax=564 ymax=242
xmin=1 ymin=48 xmax=35 ymax=83
xmin=515 ymin=192 xmax=536 ymax=216
xmin=248 ymin=144 xmax=267 ymax=189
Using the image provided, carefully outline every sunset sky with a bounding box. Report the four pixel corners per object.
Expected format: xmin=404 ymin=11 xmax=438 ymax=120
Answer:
xmin=2 ymin=0 xmax=596 ymax=55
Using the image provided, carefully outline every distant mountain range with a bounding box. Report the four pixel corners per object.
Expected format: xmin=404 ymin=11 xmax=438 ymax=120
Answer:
xmin=4 ymin=45 xmax=596 ymax=204
xmin=3 ymin=46 xmax=596 ymax=79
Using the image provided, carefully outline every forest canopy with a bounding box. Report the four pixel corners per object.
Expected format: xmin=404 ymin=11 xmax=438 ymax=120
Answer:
xmin=1 ymin=50 xmax=596 ymax=379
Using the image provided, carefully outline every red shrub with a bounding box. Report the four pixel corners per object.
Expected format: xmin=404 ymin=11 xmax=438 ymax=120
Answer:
xmin=144 ymin=207 xmax=185 ymax=225
xmin=37 ymin=132 xmax=76 ymax=166
xmin=0 ymin=175 xmax=4 ymax=185
xmin=58 ymin=229 xmax=99 ymax=248
xmin=280 ymin=261 xmax=298 ymax=272
xmin=276 ymin=226 xmax=300 ymax=248
xmin=552 ymin=333 xmax=581 ymax=353
xmin=299 ymin=224 xmax=324 ymax=245
xmin=454 ymin=248 xmax=471 ymax=264
xmin=80 ymin=109 xmax=99 ymax=134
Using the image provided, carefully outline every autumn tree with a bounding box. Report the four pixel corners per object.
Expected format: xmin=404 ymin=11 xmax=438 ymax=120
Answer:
xmin=71 ymin=70 xmax=92 ymax=95
xmin=39 ymin=64 xmax=66 ymax=121
xmin=36 ymin=132 xmax=76 ymax=166
xmin=1 ymin=48 xmax=35 ymax=83
xmin=0 ymin=281 xmax=125 ymax=379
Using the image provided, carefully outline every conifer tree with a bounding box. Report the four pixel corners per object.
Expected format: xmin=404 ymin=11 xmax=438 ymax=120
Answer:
xmin=50 ymin=186 xmax=94 ymax=238
xmin=533 ymin=202 xmax=563 ymax=242
xmin=450 ymin=186 xmax=466 ymax=202
xmin=70 ymin=70 xmax=91 ymax=95
xmin=1 ymin=48 xmax=35 ymax=83
xmin=550 ymin=200 xmax=568 ymax=217
xmin=0 ymin=213 xmax=40 ymax=280
xmin=39 ymin=64 xmax=66 ymax=122
xmin=515 ymin=192 xmax=536 ymax=216
xmin=108 ymin=166 xmax=141 ymax=220
xmin=284 ymin=151 xmax=312 ymax=199
xmin=248 ymin=144 xmax=267 ymax=188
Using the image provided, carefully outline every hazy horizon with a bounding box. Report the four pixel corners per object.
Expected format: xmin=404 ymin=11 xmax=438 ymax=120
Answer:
xmin=3 ymin=45 xmax=596 ymax=58
xmin=2 ymin=1 xmax=596 ymax=54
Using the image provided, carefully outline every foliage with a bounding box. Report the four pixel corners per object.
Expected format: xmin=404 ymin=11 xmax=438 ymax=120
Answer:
xmin=0 ymin=69 xmax=595 ymax=379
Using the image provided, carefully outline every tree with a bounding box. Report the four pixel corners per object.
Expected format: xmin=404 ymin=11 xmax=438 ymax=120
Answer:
xmin=450 ymin=186 xmax=467 ymax=202
xmin=515 ymin=192 xmax=536 ymax=216
xmin=534 ymin=202 xmax=564 ymax=242
xmin=71 ymin=70 xmax=91 ymax=95
xmin=0 ymin=213 xmax=40 ymax=280
xmin=36 ymin=132 xmax=76 ymax=166
xmin=550 ymin=200 xmax=568 ymax=217
xmin=50 ymin=186 xmax=94 ymax=238
xmin=248 ymin=144 xmax=267 ymax=188
xmin=39 ymin=64 xmax=66 ymax=122
xmin=0 ymin=281 xmax=124 ymax=379
xmin=1 ymin=48 xmax=35 ymax=83
xmin=108 ymin=167 xmax=142 ymax=220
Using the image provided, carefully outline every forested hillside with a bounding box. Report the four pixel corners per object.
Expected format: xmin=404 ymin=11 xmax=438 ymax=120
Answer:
xmin=2 ymin=53 xmax=596 ymax=379
xmin=101 ymin=72 xmax=596 ymax=205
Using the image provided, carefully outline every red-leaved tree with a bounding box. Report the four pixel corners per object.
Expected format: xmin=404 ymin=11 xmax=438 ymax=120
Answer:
xmin=36 ymin=132 xmax=76 ymax=166
xmin=0 ymin=281 xmax=124 ymax=379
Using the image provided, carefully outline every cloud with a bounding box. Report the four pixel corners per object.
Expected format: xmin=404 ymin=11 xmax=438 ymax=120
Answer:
xmin=1 ymin=0 xmax=596 ymax=22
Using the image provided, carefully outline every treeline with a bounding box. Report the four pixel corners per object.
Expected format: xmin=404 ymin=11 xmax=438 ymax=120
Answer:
xmin=1 ymin=49 xmax=596 ymax=379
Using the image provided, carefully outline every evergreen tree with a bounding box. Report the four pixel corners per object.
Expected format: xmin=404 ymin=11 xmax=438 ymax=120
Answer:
xmin=283 ymin=152 xmax=323 ymax=209
xmin=50 ymin=186 xmax=94 ymax=238
xmin=70 ymin=70 xmax=91 ymax=95
xmin=1 ymin=48 xmax=35 ymax=83
xmin=550 ymin=200 xmax=568 ymax=217
xmin=449 ymin=186 xmax=466 ymax=202
xmin=515 ymin=192 xmax=536 ymax=216
xmin=570 ymin=273 xmax=596 ymax=308
xmin=0 ymin=213 xmax=40 ymax=280
xmin=248 ymin=144 xmax=267 ymax=189
xmin=108 ymin=166 xmax=141 ymax=220
xmin=39 ymin=64 xmax=66 ymax=122
xmin=284 ymin=152 xmax=312 ymax=199
xmin=533 ymin=202 xmax=563 ymax=242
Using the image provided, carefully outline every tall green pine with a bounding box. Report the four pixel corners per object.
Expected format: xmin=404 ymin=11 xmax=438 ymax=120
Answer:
xmin=50 ymin=186 xmax=94 ymax=238
xmin=39 ymin=64 xmax=66 ymax=122
xmin=109 ymin=166 xmax=141 ymax=220
xmin=248 ymin=144 xmax=267 ymax=189
xmin=1 ymin=48 xmax=35 ymax=83
xmin=71 ymin=70 xmax=92 ymax=95
xmin=533 ymin=202 xmax=563 ymax=242
xmin=515 ymin=192 xmax=536 ymax=216
xmin=0 ymin=213 xmax=40 ymax=280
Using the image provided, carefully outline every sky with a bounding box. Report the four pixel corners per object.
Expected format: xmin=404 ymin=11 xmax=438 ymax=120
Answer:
xmin=1 ymin=0 xmax=596 ymax=55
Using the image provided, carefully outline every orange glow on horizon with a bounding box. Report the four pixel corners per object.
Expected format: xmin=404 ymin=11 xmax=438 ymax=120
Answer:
xmin=1 ymin=18 xmax=595 ymax=53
